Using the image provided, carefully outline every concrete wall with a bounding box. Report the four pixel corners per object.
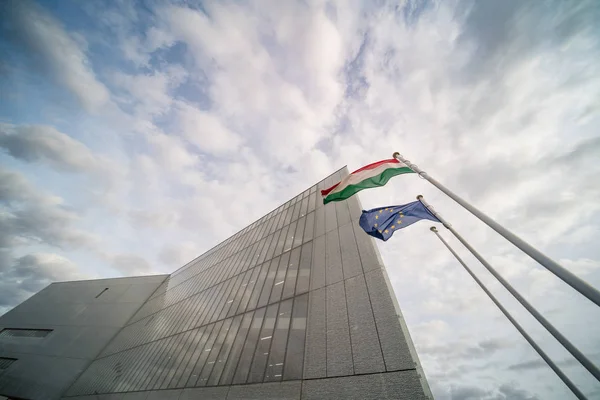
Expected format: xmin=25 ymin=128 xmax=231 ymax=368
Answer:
xmin=0 ymin=275 xmax=168 ymax=400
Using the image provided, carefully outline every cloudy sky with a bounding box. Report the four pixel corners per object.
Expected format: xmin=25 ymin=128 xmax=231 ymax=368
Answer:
xmin=1 ymin=0 xmax=599 ymax=398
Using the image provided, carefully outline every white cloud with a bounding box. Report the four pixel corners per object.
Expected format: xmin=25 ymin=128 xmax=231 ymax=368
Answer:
xmin=0 ymin=124 xmax=115 ymax=178
xmin=0 ymin=252 xmax=85 ymax=314
xmin=158 ymin=241 xmax=199 ymax=268
xmin=0 ymin=168 xmax=98 ymax=249
xmin=559 ymin=258 xmax=600 ymax=276
xmin=111 ymin=65 xmax=188 ymax=118
xmin=107 ymin=253 xmax=153 ymax=276
xmin=2 ymin=0 xmax=110 ymax=111
xmin=175 ymin=101 xmax=242 ymax=154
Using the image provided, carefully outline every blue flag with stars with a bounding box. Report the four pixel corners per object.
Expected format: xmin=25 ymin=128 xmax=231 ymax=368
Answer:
xmin=359 ymin=201 xmax=441 ymax=241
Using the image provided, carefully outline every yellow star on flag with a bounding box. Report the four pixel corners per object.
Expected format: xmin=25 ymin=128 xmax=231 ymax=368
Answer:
xmin=384 ymin=229 xmax=389 ymax=234
xmin=391 ymin=225 xmax=395 ymax=229
xmin=374 ymin=223 xmax=378 ymax=227
xmin=375 ymin=215 xmax=379 ymax=220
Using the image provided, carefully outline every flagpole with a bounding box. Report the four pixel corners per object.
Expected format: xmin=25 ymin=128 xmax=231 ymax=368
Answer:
xmin=393 ymin=152 xmax=600 ymax=308
xmin=418 ymin=195 xmax=600 ymax=383
xmin=428 ymin=226 xmax=587 ymax=400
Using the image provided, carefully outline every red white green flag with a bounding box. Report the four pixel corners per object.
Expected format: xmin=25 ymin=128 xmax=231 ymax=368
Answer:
xmin=321 ymin=158 xmax=414 ymax=204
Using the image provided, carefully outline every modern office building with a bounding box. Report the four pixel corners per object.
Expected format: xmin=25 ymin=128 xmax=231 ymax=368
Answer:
xmin=0 ymin=168 xmax=431 ymax=400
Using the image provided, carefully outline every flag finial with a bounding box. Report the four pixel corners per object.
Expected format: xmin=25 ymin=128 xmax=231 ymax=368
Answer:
xmin=430 ymin=226 xmax=438 ymax=232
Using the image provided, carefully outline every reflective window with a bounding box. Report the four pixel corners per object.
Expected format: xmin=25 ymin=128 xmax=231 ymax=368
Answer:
xmin=257 ymin=257 xmax=280 ymax=309
xmin=219 ymin=311 xmax=254 ymax=385
xmin=248 ymin=303 xmax=278 ymax=382
xmin=303 ymin=211 xmax=315 ymax=243
xmin=207 ymin=314 xmax=243 ymax=386
xmin=264 ymin=229 xmax=282 ymax=262
xmin=290 ymin=201 xmax=301 ymax=222
xmin=293 ymin=216 xmax=306 ymax=249
xmin=296 ymin=241 xmax=312 ymax=294
xmin=283 ymin=204 xmax=294 ymax=226
xmin=179 ymin=326 xmax=213 ymax=387
xmin=283 ymin=294 xmax=308 ymax=380
xmin=0 ymin=328 xmax=52 ymax=338
xmin=236 ymin=266 xmax=261 ymax=315
xmin=269 ymin=251 xmax=290 ymax=304
xmin=299 ymin=197 xmax=309 ymax=218
xmin=186 ymin=320 xmax=224 ymax=387
xmin=308 ymin=189 xmax=317 ymax=212
xmin=227 ymin=269 xmax=253 ymax=318
xmin=195 ymin=317 xmax=233 ymax=386
xmin=232 ymin=307 xmax=265 ymax=384
xmin=166 ymin=329 xmax=202 ymax=389
xmin=283 ymin=221 xmax=297 ymax=253
xmin=273 ymin=224 xmax=289 ymax=257
xmin=264 ymin=299 xmax=292 ymax=381
xmin=282 ymin=247 xmax=300 ymax=300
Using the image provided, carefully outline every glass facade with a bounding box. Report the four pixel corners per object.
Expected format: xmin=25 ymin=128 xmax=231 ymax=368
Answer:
xmin=67 ymin=173 xmax=324 ymax=395
xmin=2 ymin=168 xmax=431 ymax=400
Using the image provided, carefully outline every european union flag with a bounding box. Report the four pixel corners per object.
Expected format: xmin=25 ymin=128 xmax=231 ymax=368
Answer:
xmin=359 ymin=201 xmax=441 ymax=241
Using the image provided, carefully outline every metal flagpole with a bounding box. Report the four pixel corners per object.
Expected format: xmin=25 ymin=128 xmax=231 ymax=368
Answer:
xmin=428 ymin=226 xmax=587 ymax=400
xmin=418 ymin=195 xmax=600 ymax=383
xmin=392 ymin=152 xmax=600 ymax=308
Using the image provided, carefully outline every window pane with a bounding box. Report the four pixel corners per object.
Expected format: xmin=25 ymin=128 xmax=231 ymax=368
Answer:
xmin=303 ymin=211 xmax=315 ymax=243
xmin=227 ymin=270 xmax=253 ymax=318
xmin=293 ymin=216 xmax=305 ymax=249
xmin=283 ymin=293 xmax=308 ymax=380
xmin=314 ymin=205 xmax=325 ymax=238
xmin=299 ymin=197 xmax=309 ymax=218
xmin=296 ymin=241 xmax=312 ymax=294
xmin=219 ymin=311 xmax=254 ymax=385
xmin=186 ymin=320 xmax=224 ymax=387
xmin=325 ymin=202 xmax=338 ymax=233
xmin=156 ymin=331 xmax=191 ymax=389
xmin=232 ymin=307 xmax=266 ymax=384
xmin=283 ymin=204 xmax=294 ymax=226
xmin=234 ymin=267 xmax=259 ymax=315
xmin=257 ymin=257 xmax=280 ymax=309
xmin=244 ymin=262 xmax=269 ymax=312
xmin=290 ymin=201 xmax=301 ymax=222
xmin=264 ymin=299 xmax=292 ymax=381
xmin=282 ymin=247 xmax=300 ymax=300
xmin=166 ymin=328 xmax=205 ymax=388
xmin=273 ymin=224 xmax=290 ymax=257
xmin=269 ymin=251 xmax=290 ymax=304
xmin=181 ymin=324 xmax=217 ymax=387
xmin=218 ymin=274 xmax=245 ymax=320
xmin=283 ymin=221 xmax=297 ymax=253
xmin=207 ymin=314 xmax=243 ymax=386
xmin=325 ymin=228 xmax=343 ymax=286
xmin=247 ymin=303 xmax=279 ymax=383
xmin=0 ymin=328 xmax=52 ymax=338
xmin=308 ymin=189 xmax=317 ymax=212
xmin=264 ymin=229 xmax=282 ymax=262
xmin=195 ymin=317 xmax=234 ymax=386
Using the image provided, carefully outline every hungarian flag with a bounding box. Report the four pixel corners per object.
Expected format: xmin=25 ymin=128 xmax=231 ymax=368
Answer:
xmin=321 ymin=158 xmax=414 ymax=204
